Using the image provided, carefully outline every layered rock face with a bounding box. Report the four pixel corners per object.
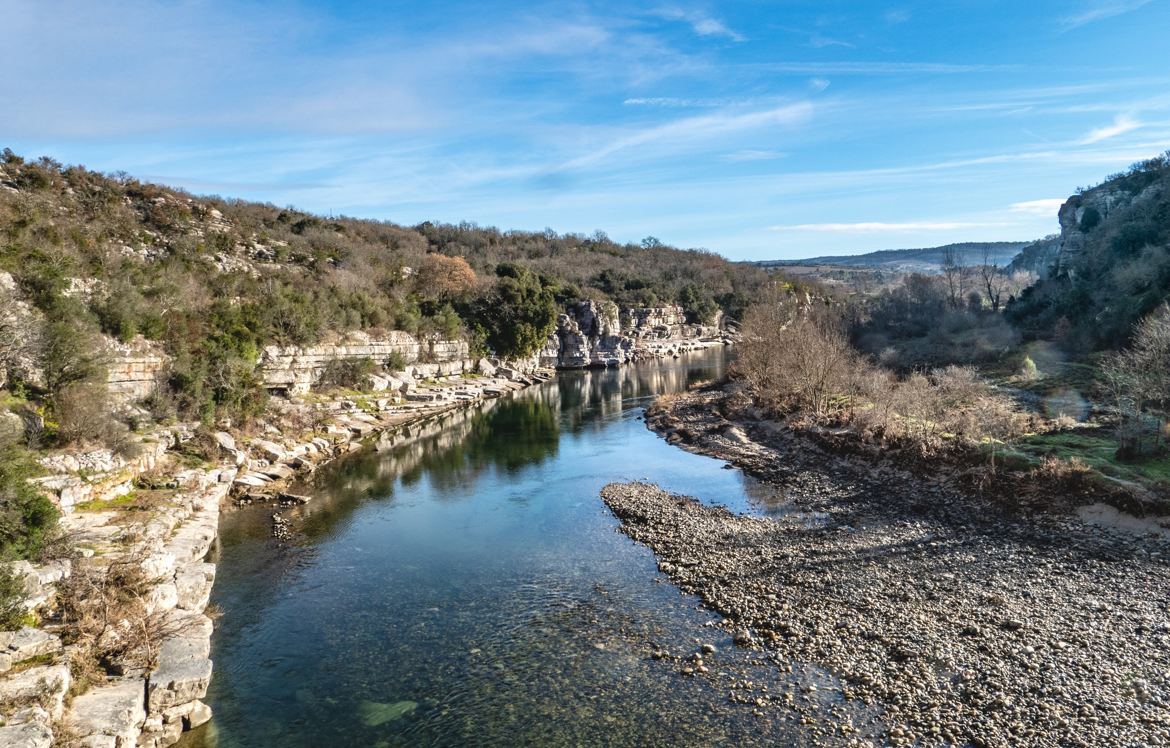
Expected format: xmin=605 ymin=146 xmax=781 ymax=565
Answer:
xmin=541 ymin=300 xmax=728 ymax=369
xmin=1009 ymin=180 xmax=1163 ymax=280
xmin=105 ymin=336 xmax=169 ymax=403
xmin=258 ymin=331 xmax=470 ymax=394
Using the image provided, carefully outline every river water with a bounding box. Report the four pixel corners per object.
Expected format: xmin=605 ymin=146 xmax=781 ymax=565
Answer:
xmin=182 ymin=349 xmax=812 ymax=747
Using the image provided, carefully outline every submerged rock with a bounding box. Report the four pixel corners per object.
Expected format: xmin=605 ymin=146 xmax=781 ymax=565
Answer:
xmin=358 ymin=699 xmax=418 ymax=727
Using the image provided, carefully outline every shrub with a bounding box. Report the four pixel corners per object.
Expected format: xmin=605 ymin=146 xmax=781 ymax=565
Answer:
xmin=738 ymin=297 xmax=1030 ymax=457
xmin=0 ymin=444 xmax=57 ymax=560
xmin=1020 ymin=356 xmax=1039 ymax=379
xmin=1030 ymin=456 xmax=1094 ymax=492
xmin=0 ymin=563 xmax=28 ymax=630
xmin=463 ymin=265 xmax=558 ymax=359
xmin=386 ymin=351 xmax=408 ymax=372
xmin=738 ymin=300 xmax=855 ymax=417
xmin=414 ymin=254 xmax=477 ymax=299
xmin=318 ymin=357 xmax=376 ymax=390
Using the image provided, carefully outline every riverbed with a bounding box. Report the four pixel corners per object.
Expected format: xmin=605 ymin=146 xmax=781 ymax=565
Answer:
xmin=179 ymin=350 xmax=838 ymax=747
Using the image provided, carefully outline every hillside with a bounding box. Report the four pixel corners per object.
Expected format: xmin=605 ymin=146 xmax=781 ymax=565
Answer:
xmin=757 ymin=241 xmax=1028 ymax=273
xmin=1006 ymin=151 xmax=1170 ymax=350
xmin=0 ymin=149 xmax=773 ymax=423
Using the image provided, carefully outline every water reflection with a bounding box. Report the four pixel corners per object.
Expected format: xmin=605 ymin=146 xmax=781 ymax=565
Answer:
xmin=185 ymin=349 xmax=816 ymax=748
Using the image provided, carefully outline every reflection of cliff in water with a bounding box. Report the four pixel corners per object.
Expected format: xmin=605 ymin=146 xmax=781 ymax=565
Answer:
xmin=556 ymin=349 xmax=727 ymax=433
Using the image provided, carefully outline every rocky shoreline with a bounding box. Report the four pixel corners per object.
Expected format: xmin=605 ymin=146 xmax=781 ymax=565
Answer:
xmin=599 ymin=386 xmax=1170 ymax=747
xmin=0 ymin=362 xmax=558 ymax=747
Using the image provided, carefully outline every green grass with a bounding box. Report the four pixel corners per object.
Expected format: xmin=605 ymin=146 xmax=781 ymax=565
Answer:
xmin=1014 ymin=429 xmax=1170 ymax=487
xmin=73 ymin=491 xmax=139 ymax=512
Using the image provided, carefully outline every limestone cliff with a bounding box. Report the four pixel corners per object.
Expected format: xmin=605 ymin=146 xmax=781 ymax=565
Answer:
xmin=1005 ymin=151 xmax=1170 ymax=349
xmin=540 ymin=300 xmax=729 ymax=369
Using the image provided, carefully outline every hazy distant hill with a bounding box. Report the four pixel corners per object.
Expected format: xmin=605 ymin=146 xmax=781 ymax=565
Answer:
xmin=758 ymin=241 xmax=1029 ymax=273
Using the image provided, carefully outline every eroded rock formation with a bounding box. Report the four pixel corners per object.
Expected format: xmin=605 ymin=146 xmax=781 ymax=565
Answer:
xmin=540 ymin=300 xmax=728 ymax=369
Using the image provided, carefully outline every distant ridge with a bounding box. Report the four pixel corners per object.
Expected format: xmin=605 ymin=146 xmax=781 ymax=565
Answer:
xmin=757 ymin=241 xmax=1029 ymax=272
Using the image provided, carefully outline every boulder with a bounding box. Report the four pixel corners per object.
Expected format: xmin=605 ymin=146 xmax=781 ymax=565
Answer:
xmin=65 ymin=678 xmax=147 ymax=746
xmin=250 ymin=439 xmax=285 ymax=462
xmin=212 ymin=431 xmax=236 ymax=453
xmin=0 ymin=718 xmax=52 ymax=748
xmin=0 ymin=627 xmax=62 ymax=661
xmin=175 ymin=564 xmax=216 ymax=611
xmin=0 ymin=663 xmax=71 ymax=719
xmin=0 ymin=410 xmax=24 ymax=445
xmin=146 ymin=613 xmax=213 ymax=714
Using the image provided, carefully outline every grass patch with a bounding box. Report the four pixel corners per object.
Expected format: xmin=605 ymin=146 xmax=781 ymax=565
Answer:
xmin=9 ymin=652 xmax=56 ymax=673
xmin=1014 ymin=429 xmax=1170 ymax=487
xmin=73 ymin=491 xmax=139 ymax=512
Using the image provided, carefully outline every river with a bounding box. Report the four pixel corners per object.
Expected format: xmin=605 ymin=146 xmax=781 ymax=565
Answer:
xmin=180 ymin=349 xmax=812 ymax=747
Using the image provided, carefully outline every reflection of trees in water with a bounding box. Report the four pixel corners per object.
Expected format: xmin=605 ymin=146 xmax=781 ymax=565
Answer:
xmin=402 ymin=398 xmax=560 ymax=493
xmin=298 ymin=395 xmax=561 ymax=536
xmin=296 ymin=349 xmax=726 ymax=537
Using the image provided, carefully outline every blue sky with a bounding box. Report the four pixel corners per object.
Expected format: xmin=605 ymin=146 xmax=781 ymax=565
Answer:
xmin=5 ymin=0 xmax=1170 ymax=260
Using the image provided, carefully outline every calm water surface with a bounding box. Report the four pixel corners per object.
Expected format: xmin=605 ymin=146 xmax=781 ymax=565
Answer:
xmin=183 ymin=350 xmax=815 ymax=747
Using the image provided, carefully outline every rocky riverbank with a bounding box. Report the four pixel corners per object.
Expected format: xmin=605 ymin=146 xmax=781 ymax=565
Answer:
xmin=0 ymin=364 xmax=557 ymax=747
xmin=599 ymin=386 xmax=1170 ymax=747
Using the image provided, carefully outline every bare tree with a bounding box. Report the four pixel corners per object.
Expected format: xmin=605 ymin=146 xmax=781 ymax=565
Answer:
xmin=940 ymin=247 xmax=968 ymax=308
xmin=0 ymin=286 xmax=43 ymax=389
xmin=738 ymin=299 xmax=857 ymax=417
xmin=1101 ymin=303 xmax=1170 ymax=457
xmin=979 ymin=245 xmax=1011 ymax=312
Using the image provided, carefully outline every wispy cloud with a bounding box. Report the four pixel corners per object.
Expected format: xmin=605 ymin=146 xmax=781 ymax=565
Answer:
xmin=884 ymin=9 xmax=912 ymax=24
xmin=1080 ymin=114 xmax=1143 ymax=143
xmin=769 ymin=221 xmax=1009 ymax=233
xmin=1010 ymin=198 xmax=1066 ymax=216
xmin=808 ymin=77 xmax=832 ymax=92
xmin=1060 ymin=0 xmax=1154 ymax=29
xmin=623 ymin=97 xmax=731 ymax=108
xmin=725 ymin=149 xmax=787 ymax=162
xmin=808 ymin=34 xmax=854 ymax=49
xmin=653 ymin=9 xmax=745 ymax=42
xmin=560 ymin=102 xmax=814 ymax=170
xmin=749 ymin=61 xmax=1022 ymax=75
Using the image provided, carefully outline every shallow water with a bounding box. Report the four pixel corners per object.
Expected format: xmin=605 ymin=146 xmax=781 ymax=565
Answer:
xmin=182 ymin=350 xmax=818 ymax=747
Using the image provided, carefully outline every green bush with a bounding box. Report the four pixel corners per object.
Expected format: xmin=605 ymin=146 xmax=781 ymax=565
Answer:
xmin=319 ymin=357 xmax=375 ymax=390
xmin=0 ymin=444 xmax=57 ymax=560
xmin=677 ymin=283 xmax=718 ymax=324
xmin=0 ymin=563 xmax=27 ymax=630
xmin=386 ymin=351 xmax=408 ymax=372
xmin=463 ymin=265 xmax=558 ymax=359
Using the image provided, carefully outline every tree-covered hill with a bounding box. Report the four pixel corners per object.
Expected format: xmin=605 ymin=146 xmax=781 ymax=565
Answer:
xmin=1006 ymin=151 xmax=1170 ymax=351
xmin=0 ymin=149 xmax=774 ymax=422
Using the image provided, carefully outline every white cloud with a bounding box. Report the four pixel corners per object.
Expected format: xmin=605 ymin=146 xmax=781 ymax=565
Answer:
xmin=623 ymin=97 xmax=730 ymax=107
xmin=561 ymin=102 xmax=814 ymax=169
xmin=769 ymin=221 xmax=1008 ymax=233
xmin=1080 ymin=114 xmax=1143 ymax=143
xmin=808 ymin=77 xmax=832 ymax=92
xmin=653 ymin=9 xmax=745 ymax=41
xmin=1010 ymin=198 xmax=1066 ymax=216
xmin=751 ymin=61 xmax=1021 ymax=75
xmin=1060 ymin=0 xmax=1154 ymax=29
xmin=725 ymin=149 xmax=787 ymax=162
xmin=808 ymin=34 xmax=854 ymax=49
xmin=884 ymin=9 xmax=912 ymax=24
